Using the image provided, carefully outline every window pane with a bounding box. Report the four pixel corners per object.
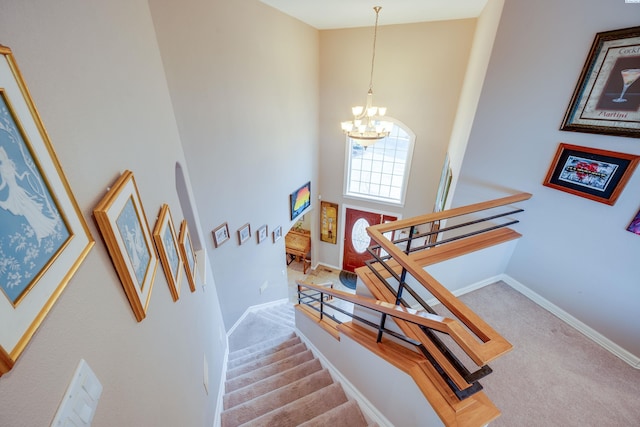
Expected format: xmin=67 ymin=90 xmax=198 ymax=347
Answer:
xmin=345 ymin=121 xmax=414 ymax=204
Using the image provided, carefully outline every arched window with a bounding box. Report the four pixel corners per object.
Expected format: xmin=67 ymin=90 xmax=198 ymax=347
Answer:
xmin=344 ymin=119 xmax=415 ymax=206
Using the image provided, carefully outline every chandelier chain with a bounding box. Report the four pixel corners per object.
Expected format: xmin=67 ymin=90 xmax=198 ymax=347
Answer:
xmin=369 ymin=6 xmax=381 ymax=92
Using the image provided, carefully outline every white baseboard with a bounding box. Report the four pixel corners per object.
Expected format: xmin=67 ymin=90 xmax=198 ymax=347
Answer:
xmin=499 ymin=274 xmax=640 ymax=369
xmin=295 ymin=328 xmax=394 ymax=427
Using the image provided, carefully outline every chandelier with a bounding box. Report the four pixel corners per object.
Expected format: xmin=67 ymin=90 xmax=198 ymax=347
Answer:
xmin=340 ymin=6 xmax=392 ymax=146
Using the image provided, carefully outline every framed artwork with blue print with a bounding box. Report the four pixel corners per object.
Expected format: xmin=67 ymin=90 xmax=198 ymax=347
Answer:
xmin=178 ymin=219 xmax=197 ymax=293
xmin=0 ymin=45 xmax=94 ymax=376
xmin=93 ymin=170 xmax=158 ymax=322
xmin=153 ymin=204 xmax=183 ymax=301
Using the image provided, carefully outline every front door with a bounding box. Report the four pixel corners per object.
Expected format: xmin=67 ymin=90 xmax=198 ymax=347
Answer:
xmin=342 ymin=208 xmax=397 ymax=272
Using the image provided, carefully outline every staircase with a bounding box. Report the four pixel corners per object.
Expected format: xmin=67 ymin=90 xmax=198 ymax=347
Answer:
xmin=221 ymin=304 xmax=373 ymax=427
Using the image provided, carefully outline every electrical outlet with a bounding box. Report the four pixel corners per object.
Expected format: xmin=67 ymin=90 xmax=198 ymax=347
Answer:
xmin=260 ymin=281 xmax=268 ymax=294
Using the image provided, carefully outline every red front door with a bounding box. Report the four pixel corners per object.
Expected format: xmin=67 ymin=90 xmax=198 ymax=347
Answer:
xmin=342 ymin=208 xmax=397 ymax=272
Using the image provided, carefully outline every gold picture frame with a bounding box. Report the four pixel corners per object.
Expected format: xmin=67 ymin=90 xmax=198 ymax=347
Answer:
xmin=153 ymin=204 xmax=183 ymax=302
xmin=320 ymin=201 xmax=338 ymax=244
xmin=93 ymin=170 xmax=158 ymax=322
xmin=0 ymin=45 xmax=94 ymax=376
xmin=178 ymin=219 xmax=197 ymax=293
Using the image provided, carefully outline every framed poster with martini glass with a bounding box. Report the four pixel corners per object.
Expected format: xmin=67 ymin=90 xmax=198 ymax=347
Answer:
xmin=561 ymin=26 xmax=640 ymax=138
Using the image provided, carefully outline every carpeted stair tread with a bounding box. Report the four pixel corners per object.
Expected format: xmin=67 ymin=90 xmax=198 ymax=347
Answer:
xmin=239 ymin=382 xmax=349 ymax=427
xmin=298 ymin=400 xmax=369 ymax=427
xmin=225 ymin=350 xmax=315 ymax=393
xmin=228 ymin=336 xmax=302 ymax=369
xmin=220 ymin=369 xmax=334 ymax=427
xmin=223 ymin=359 xmax=323 ymax=409
xmin=226 ymin=342 xmax=308 ymax=379
xmin=228 ymin=332 xmax=296 ymax=361
xmin=256 ymin=310 xmax=295 ymax=328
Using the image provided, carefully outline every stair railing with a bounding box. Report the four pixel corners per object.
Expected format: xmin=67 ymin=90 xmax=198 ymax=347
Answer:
xmin=297 ymin=192 xmax=531 ymax=402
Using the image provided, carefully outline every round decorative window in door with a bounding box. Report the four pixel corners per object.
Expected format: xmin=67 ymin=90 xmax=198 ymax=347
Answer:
xmin=351 ymin=218 xmax=371 ymax=253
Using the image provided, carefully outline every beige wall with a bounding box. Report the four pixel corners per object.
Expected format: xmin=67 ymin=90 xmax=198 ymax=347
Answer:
xmin=149 ymin=0 xmax=320 ymax=328
xmin=317 ymin=18 xmax=477 ymax=268
xmin=455 ymin=0 xmax=640 ymax=358
xmin=0 ymin=0 xmax=225 ymax=425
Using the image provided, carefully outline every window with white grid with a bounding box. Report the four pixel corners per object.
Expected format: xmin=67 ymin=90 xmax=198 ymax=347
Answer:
xmin=344 ymin=120 xmax=415 ymax=206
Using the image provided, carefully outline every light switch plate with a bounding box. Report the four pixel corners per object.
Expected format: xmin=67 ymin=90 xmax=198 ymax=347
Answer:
xmin=51 ymin=359 xmax=102 ymax=426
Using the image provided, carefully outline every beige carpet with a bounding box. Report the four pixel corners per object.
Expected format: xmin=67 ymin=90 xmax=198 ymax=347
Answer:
xmin=224 ymin=305 xmax=371 ymax=427
xmin=442 ymin=281 xmax=640 ymax=426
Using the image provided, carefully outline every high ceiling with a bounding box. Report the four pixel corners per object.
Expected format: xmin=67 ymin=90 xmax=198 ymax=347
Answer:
xmin=260 ymin=0 xmax=489 ymax=30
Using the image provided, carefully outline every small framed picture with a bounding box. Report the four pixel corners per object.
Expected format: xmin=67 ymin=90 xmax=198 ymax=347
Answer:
xmin=561 ymin=26 xmax=640 ymax=138
xmin=237 ymin=223 xmax=251 ymax=245
xmin=256 ymin=224 xmax=268 ymax=243
xmin=627 ymin=209 xmax=640 ymax=235
xmin=272 ymin=225 xmax=283 ymax=243
xmin=212 ymin=222 xmax=230 ymax=248
xmin=543 ymin=143 xmax=639 ymax=205
xmin=152 ymin=204 xmax=183 ymax=302
xmin=178 ymin=220 xmax=197 ymax=293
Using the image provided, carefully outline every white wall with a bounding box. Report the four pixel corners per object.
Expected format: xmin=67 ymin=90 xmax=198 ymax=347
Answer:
xmin=0 ymin=0 xmax=226 ymax=425
xmin=317 ymin=19 xmax=477 ymax=268
xmin=454 ymin=0 xmax=640 ymax=358
xmin=148 ymin=0 xmax=320 ymax=328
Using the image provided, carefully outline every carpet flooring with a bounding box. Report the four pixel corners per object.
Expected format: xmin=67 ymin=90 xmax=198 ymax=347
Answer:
xmin=224 ymin=304 xmax=372 ymax=427
xmin=435 ymin=281 xmax=640 ymax=426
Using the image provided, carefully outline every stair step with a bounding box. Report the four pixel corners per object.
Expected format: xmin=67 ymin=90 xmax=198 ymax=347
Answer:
xmin=224 ymin=359 xmax=323 ymax=409
xmin=221 ymin=369 xmax=334 ymax=426
xmin=227 ymin=342 xmax=307 ymax=379
xmin=228 ymin=332 xmax=296 ymax=361
xmin=228 ymin=336 xmax=302 ymax=370
xmin=257 ymin=310 xmax=295 ymax=328
xmin=225 ymin=350 xmax=314 ymax=393
xmin=240 ymin=382 xmax=349 ymax=427
xmin=298 ymin=400 xmax=368 ymax=427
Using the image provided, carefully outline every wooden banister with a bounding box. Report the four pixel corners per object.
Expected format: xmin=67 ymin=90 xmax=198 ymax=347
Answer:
xmin=369 ymin=192 xmax=532 ymax=235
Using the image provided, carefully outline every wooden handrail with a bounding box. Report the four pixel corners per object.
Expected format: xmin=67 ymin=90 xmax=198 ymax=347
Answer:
xmin=369 ymin=192 xmax=532 ymax=235
xmin=297 ymin=280 xmax=509 ymax=366
xmin=364 ymin=193 xmax=531 ymax=365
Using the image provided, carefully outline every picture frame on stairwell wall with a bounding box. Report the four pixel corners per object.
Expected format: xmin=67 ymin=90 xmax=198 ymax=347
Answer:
xmin=212 ymin=221 xmax=230 ymax=248
xmin=627 ymin=209 xmax=640 ymax=235
xmin=272 ymin=225 xmax=283 ymax=243
xmin=178 ymin=219 xmax=197 ymax=293
xmin=94 ymin=170 xmax=158 ymax=322
xmin=256 ymin=224 xmax=268 ymax=244
xmin=237 ymin=223 xmax=251 ymax=245
xmin=290 ymin=181 xmax=311 ymax=221
xmin=0 ymin=45 xmax=95 ymax=376
xmin=560 ymin=26 xmax=640 ymax=138
xmin=542 ymin=143 xmax=639 ymax=206
xmin=152 ymin=204 xmax=183 ymax=302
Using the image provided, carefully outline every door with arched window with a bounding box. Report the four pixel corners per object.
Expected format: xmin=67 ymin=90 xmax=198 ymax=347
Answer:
xmin=342 ymin=207 xmax=396 ymax=273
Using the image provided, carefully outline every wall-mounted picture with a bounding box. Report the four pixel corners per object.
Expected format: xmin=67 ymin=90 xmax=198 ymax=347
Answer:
xmin=256 ymin=224 xmax=268 ymax=243
xmin=272 ymin=225 xmax=283 ymax=243
xmin=237 ymin=223 xmax=251 ymax=245
xmin=153 ymin=204 xmax=183 ymax=302
xmin=320 ymin=201 xmax=338 ymax=244
xmin=0 ymin=46 xmax=94 ymax=376
xmin=290 ymin=181 xmax=311 ymax=220
xmin=543 ymin=143 xmax=639 ymax=205
xmin=94 ymin=170 xmax=158 ymax=322
xmin=179 ymin=220 xmax=197 ymax=292
xmin=212 ymin=222 xmax=230 ymax=248
xmin=627 ymin=210 xmax=640 ymax=235
xmin=561 ymin=26 xmax=640 ymax=138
